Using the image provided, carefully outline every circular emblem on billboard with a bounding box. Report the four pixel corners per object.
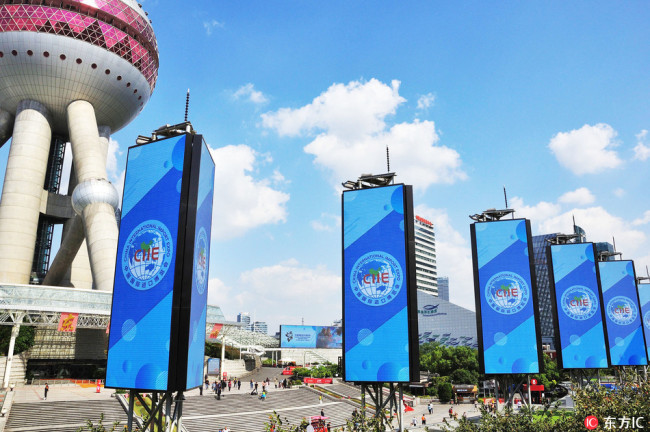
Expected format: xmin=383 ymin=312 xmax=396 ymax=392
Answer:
xmin=485 ymin=271 xmax=529 ymax=315
xmin=644 ymin=311 xmax=650 ymax=331
xmin=194 ymin=227 xmax=208 ymax=294
xmin=561 ymin=286 xmax=598 ymax=321
xmin=122 ymin=220 xmax=173 ymax=290
xmin=350 ymin=251 xmax=403 ymax=307
xmin=606 ymin=296 xmax=637 ymax=326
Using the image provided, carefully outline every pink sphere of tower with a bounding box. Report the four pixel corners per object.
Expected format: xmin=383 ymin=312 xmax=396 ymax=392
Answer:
xmin=0 ymin=0 xmax=159 ymax=133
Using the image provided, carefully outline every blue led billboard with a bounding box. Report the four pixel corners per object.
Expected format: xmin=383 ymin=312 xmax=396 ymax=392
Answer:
xmin=342 ymin=185 xmax=419 ymax=383
xmin=599 ymin=260 xmax=648 ymax=366
xmin=184 ymin=140 xmax=215 ymax=389
xmin=280 ymin=325 xmax=342 ymax=349
xmin=470 ymin=219 xmax=542 ymax=374
xmin=638 ymin=284 xmax=650 ymax=360
xmin=106 ymin=135 xmax=185 ymax=391
xmin=106 ymin=134 xmax=215 ymax=391
xmin=548 ymin=243 xmax=608 ymax=369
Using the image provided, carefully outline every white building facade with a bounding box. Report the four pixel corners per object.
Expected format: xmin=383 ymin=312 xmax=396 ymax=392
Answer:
xmin=414 ymin=215 xmax=438 ymax=295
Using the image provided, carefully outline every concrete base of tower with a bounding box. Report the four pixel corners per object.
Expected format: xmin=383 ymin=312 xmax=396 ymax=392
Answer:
xmin=0 ymin=100 xmax=51 ymax=284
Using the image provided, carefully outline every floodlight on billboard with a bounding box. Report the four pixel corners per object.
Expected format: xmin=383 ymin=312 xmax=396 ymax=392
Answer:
xmin=106 ymin=134 xmax=215 ymax=392
xmin=599 ymin=260 xmax=648 ymax=366
xmin=470 ymin=219 xmax=543 ymax=374
xmin=548 ymin=243 xmax=609 ymax=369
xmin=342 ymin=184 xmax=419 ymax=383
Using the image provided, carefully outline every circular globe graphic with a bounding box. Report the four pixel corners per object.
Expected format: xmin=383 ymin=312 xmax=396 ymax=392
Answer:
xmin=485 ymin=271 xmax=529 ymax=315
xmin=607 ymin=296 xmax=637 ymax=326
xmin=194 ymin=227 xmax=208 ymax=294
xmin=351 ymin=251 xmax=403 ymax=306
xmin=561 ymin=286 xmax=598 ymax=321
xmin=122 ymin=220 xmax=173 ymax=290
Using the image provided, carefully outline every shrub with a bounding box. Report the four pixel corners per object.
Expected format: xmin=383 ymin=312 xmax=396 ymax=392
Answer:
xmin=437 ymin=382 xmax=453 ymax=403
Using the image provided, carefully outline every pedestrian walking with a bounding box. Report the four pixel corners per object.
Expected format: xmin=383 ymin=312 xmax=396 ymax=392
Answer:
xmin=250 ymin=379 xmax=254 ymax=389
xmin=237 ymin=379 xmax=241 ymax=390
xmin=428 ymin=402 xmax=432 ymax=414
xmin=44 ymin=383 xmax=49 ymax=400
xmin=421 ymin=414 xmax=426 ymax=425
xmin=319 ymin=395 xmax=323 ymax=404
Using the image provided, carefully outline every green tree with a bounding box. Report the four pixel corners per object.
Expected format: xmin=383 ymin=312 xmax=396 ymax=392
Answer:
xmin=437 ymin=382 xmax=453 ymax=403
xmin=450 ymin=368 xmax=478 ymax=385
xmin=0 ymin=326 xmax=35 ymax=356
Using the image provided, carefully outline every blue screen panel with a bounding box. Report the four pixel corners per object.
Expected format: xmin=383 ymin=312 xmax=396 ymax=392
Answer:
xmin=280 ymin=325 xmax=343 ymax=348
xmin=549 ymin=243 xmax=608 ymax=369
xmin=106 ymin=135 xmax=186 ymax=391
xmin=471 ymin=219 xmax=541 ymax=374
xmin=638 ymin=284 xmax=650 ymax=360
xmin=343 ymin=185 xmax=413 ymax=382
xmin=599 ymin=261 xmax=648 ymax=366
xmin=185 ymin=141 xmax=215 ymax=390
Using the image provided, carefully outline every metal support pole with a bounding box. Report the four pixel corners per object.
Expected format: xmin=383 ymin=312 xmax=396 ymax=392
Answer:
xmin=2 ymin=321 xmax=21 ymax=389
xmin=220 ymin=335 xmax=226 ymax=379
xmin=527 ymin=374 xmax=531 ymax=407
xmin=397 ymin=384 xmax=404 ymax=432
xmin=361 ymin=384 xmax=366 ymax=425
xmin=165 ymin=394 xmax=172 ymax=432
xmin=127 ymin=391 xmax=135 ymax=432
xmin=177 ymin=391 xmax=184 ymax=432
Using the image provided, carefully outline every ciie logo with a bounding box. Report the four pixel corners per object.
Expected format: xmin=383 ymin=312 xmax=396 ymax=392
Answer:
xmin=644 ymin=311 xmax=650 ymax=330
xmin=607 ymin=296 xmax=638 ymax=326
xmin=122 ymin=220 xmax=173 ymax=290
xmin=351 ymin=251 xmax=402 ymax=307
xmin=485 ymin=271 xmax=529 ymax=315
xmin=285 ymin=331 xmax=293 ymax=342
xmin=194 ymin=227 xmax=208 ymax=294
xmin=561 ymin=286 xmax=598 ymax=321
xmin=584 ymin=415 xmax=598 ymax=430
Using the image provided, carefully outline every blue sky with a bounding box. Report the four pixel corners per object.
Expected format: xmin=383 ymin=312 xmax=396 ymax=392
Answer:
xmin=1 ymin=1 xmax=649 ymax=334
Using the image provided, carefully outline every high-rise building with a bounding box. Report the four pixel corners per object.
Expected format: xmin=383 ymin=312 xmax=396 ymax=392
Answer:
xmin=531 ymin=225 xmax=587 ymax=349
xmin=237 ymin=312 xmax=251 ymax=329
xmin=438 ymin=276 xmax=449 ymax=301
xmin=414 ymin=215 xmax=437 ymax=295
xmin=595 ymin=242 xmax=616 ymax=261
xmin=252 ymin=321 xmax=268 ymax=335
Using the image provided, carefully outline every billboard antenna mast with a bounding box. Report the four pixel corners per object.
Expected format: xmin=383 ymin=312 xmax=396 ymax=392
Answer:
xmin=386 ymin=145 xmax=390 ymax=172
xmin=184 ymin=89 xmax=190 ymax=122
xmin=638 ymin=265 xmax=650 ymax=284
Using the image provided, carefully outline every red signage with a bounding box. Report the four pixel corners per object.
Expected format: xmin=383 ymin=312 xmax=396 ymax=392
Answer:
xmin=531 ymin=378 xmax=537 ymax=385
xmin=58 ymin=313 xmax=79 ymax=332
xmin=303 ymin=378 xmax=333 ymax=384
xmin=415 ymin=215 xmax=433 ymax=227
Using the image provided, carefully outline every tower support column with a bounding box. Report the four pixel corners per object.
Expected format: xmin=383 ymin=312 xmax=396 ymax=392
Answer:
xmin=0 ymin=100 xmax=51 ymax=283
xmin=67 ymin=101 xmax=118 ymax=291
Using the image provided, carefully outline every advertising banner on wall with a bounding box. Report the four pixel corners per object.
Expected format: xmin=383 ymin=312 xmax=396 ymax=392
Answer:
xmin=637 ymin=284 xmax=650 ymax=360
xmin=548 ymin=243 xmax=609 ymax=369
xmin=106 ymin=134 xmax=215 ymax=391
xmin=470 ymin=219 xmax=543 ymax=374
xmin=342 ymin=184 xmax=419 ymax=383
xmin=280 ymin=325 xmax=342 ymax=349
xmin=599 ymin=260 xmax=648 ymax=366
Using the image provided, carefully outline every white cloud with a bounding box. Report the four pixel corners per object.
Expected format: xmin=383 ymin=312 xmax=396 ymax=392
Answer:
xmin=613 ymin=188 xmax=626 ymax=198
xmin=106 ymin=138 xmax=122 ymax=181
xmin=203 ymin=19 xmax=224 ymax=36
xmin=510 ymin=196 xmax=562 ymax=221
xmin=414 ymin=205 xmax=475 ymax=311
xmin=633 ymin=210 xmax=650 ymax=226
xmin=633 ymin=129 xmax=650 ymax=161
xmin=417 ymin=93 xmax=435 ymax=110
xmin=538 ymin=207 xmax=646 ymax=255
xmin=310 ymin=213 xmax=341 ymax=232
xmin=558 ymin=187 xmax=595 ymax=206
xmin=210 ymin=144 xmax=289 ymax=240
xmin=208 ymin=260 xmax=341 ymax=333
xmin=548 ymin=123 xmax=622 ymax=175
xmin=233 ymin=83 xmax=269 ymax=105
xmin=262 ymin=79 xmax=466 ymax=191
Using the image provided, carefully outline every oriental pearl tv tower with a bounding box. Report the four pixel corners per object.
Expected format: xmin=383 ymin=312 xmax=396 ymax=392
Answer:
xmin=0 ymin=0 xmax=158 ymax=291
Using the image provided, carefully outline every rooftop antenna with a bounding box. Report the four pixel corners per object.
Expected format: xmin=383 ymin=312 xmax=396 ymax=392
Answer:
xmin=503 ymin=186 xmax=508 ymax=209
xmin=184 ymin=88 xmax=190 ymax=122
xmin=386 ymin=145 xmax=390 ymax=172
xmin=572 ymin=215 xmax=577 ymax=232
